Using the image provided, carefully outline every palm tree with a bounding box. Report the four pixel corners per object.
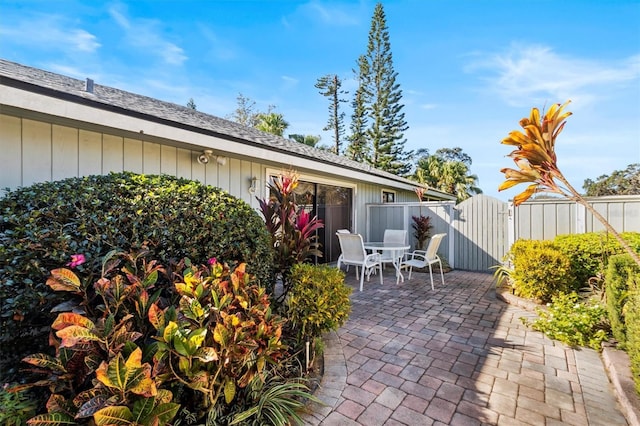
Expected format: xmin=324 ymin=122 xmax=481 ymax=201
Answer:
xmin=256 ymin=112 xmax=289 ymax=136
xmin=410 ymin=148 xmax=482 ymax=201
xmin=289 ymin=134 xmax=321 ymax=148
xmin=412 ymin=148 xmax=482 ymax=202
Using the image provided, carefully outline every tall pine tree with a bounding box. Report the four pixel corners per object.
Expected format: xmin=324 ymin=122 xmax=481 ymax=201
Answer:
xmin=348 ymin=3 xmax=411 ymax=174
xmin=346 ymin=56 xmax=371 ymax=163
xmin=315 ymin=74 xmax=348 ymax=155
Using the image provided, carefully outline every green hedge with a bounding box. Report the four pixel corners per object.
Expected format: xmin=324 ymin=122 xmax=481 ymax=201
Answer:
xmin=624 ymin=274 xmax=640 ymax=394
xmin=554 ymin=232 xmax=640 ymax=288
xmin=286 ymin=263 xmax=352 ymax=345
xmin=0 ymin=172 xmax=274 ymax=371
xmin=605 ymin=254 xmax=640 ymax=348
xmin=509 ymin=239 xmax=575 ymax=303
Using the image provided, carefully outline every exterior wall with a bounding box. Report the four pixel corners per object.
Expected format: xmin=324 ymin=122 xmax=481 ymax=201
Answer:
xmin=0 ymin=113 xmax=417 ymax=219
xmin=0 ymin=113 xmax=264 ymax=208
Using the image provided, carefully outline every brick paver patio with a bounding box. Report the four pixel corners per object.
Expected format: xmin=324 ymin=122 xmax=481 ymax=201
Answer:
xmin=302 ymin=269 xmax=628 ymax=425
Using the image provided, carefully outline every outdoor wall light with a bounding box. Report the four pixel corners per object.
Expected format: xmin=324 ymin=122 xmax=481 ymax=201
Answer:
xmin=197 ymin=149 xmax=227 ymax=166
xmin=248 ymin=176 xmax=258 ymax=193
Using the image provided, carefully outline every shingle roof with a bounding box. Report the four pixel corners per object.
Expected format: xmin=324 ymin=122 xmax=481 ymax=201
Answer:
xmin=0 ymin=58 xmax=453 ymax=198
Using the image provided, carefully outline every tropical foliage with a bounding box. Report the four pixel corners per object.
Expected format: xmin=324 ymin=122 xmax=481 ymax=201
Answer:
xmin=289 ymin=134 xmax=322 ymax=148
xmin=0 ymin=384 xmax=37 ymax=425
xmin=412 ymin=147 xmax=482 ymax=202
xmin=10 ymin=250 xmax=314 ymax=424
xmin=257 ymin=170 xmax=324 ymax=305
xmin=499 ymin=101 xmax=640 ymax=268
xmin=256 ymin=112 xmax=290 ymax=137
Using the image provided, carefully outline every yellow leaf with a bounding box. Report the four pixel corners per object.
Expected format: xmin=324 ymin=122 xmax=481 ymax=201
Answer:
xmin=56 ymin=325 xmax=102 ymax=347
xmin=513 ymin=184 xmax=538 ymax=206
xmin=125 ymin=347 xmax=143 ymax=369
xmin=95 ymin=361 xmax=111 ymax=388
xmin=47 ymin=268 xmax=81 ymax=292
xmin=224 ymin=379 xmax=236 ymax=404
xmin=52 ymin=312 xmax=95 ymax=331
xmin=163 ymin=321 xmax=178 ymax=343
xmin=93 ymin=405 xmax=133 ymax=425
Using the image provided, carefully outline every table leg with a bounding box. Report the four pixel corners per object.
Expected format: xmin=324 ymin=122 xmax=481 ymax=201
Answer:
xmin=393 ymin=251 xmax=404 ymax=284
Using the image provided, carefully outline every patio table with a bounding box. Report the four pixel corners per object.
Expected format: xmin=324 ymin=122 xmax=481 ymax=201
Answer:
xmin=363 ymin=242 xmax=410 ymax=284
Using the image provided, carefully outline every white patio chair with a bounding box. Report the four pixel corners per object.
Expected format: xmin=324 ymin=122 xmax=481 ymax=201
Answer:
xmin=400 ymin=233 xmax=446 ymax=290
xmin=380 ymin=229 xmax=408 ymax=270
xmin=336 ymin=232 xmax=383 ymax=291
xmin=335 ymin=229 xmax=351 ymax=271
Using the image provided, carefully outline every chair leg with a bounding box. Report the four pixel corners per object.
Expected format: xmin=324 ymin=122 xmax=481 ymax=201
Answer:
xmin=428 ymin=264 xmax=435 ymax=290
xmin=408 ymin=266 xmax=413 ymax=280
xmin=378 ymin=264 xmax=383 ymax=284
xmin=359 ymin=266 xmax=366 ymax=292
xmin=438 ymin=259 xmax=444 ymax=286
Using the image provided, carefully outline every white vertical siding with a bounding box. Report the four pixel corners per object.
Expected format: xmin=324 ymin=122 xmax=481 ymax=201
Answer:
xmin=52 ymin=125 xmax=78 ymax=180
xmin=1 ymin=114 xmax=22 ymax=189
xmin=0 ymin=114 xmax=278 ymax=212
xmin=103 ymin=134 xmax=124 ymax=172
xmin=160 ymin=144 xmax=177 ymax=176
xmin=23 ymin=119 xmax=51 ymax=186
xmin=176 ymin=148 xmax=193 ymax=179
xmin=123 ymin=137 xmax=143 ymax=173
xmin=142 ymin=141 xmax=161 ymax=174
xmin=79 ymin=129 xmax=102 ymax=176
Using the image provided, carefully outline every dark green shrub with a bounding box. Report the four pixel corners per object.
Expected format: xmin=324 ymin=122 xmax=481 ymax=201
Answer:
xmin=554 ymin=232 xmax=640 ymax=289
xmin=0 ymin=172 xmax=274 ymax=373
xmin=605 ymin=254 xmax=640 ymax=348
xmin=509 ymin=239 xmax=574 ymax=303
xmin=623 ymin=274 xmax=640 ymax=394
xmin=523 ymin=292 xmax=608 ymax=350
xmin=286 ymin=264 xmax=352 ymax=345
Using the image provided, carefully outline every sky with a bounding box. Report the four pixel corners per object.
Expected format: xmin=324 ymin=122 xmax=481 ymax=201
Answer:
xmin=1 ymin=0 xmax=639 ymax=200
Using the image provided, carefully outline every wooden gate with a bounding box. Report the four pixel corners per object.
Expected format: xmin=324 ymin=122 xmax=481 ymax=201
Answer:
xmin=452 ymin=194 xmax=509 ymax=272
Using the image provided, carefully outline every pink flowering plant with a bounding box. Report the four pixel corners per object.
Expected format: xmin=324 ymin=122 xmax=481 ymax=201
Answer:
xmin=257 ymin=170 xmax=324 ymax=304
xmin=67 ymin=253 xmax=86 ymax=268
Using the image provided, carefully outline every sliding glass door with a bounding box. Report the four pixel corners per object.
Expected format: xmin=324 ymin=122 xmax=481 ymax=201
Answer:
xmin=293 ymin=180 xmax=352 ymax=263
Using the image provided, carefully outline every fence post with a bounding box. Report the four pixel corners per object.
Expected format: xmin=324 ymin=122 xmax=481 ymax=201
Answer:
xmin=448 ymin=203 xmax=455 ymax=269
xmin=507 ymin=202 xmax=515 ymax=251
xmin=575 ymin=203 xmax=586 ymax=234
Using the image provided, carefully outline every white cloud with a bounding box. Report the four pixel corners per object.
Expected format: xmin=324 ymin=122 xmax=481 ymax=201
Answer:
xmin=297 ymin=1 xmax=361 ymax=26
xmin=468 ymin=44 xmax=640 ymax=107
xmin=420 ymin=103 xmax=437 ymax=110
xmin=281 ymin=75 xmax=300 ymax=88
xmin=197 ymin=24 xmax=239 ymax=61
xmin=107 ymin=3 xmax=187 ymax=66
xmin=72 ymin=30 xmax=101 ymax=52
xmin=0 ymin=14 xmax=100 ymax=54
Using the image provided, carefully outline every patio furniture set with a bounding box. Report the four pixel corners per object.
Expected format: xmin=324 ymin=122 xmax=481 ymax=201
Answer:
xmin=335 ymin=229 xmax=446 ymax=291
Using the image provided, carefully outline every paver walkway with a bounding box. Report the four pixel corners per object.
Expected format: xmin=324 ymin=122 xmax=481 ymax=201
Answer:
xmin=302 ymin=269 xmax=628 ymax=425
